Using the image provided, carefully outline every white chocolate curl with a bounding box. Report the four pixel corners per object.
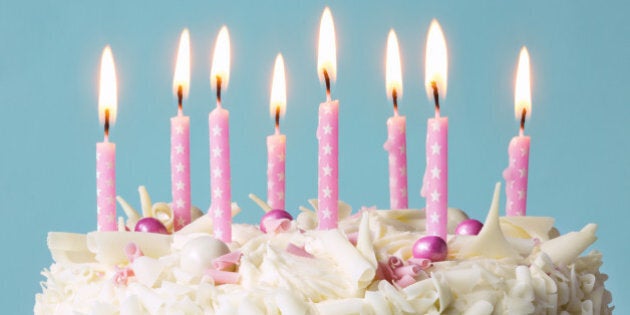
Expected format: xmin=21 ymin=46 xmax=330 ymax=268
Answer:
xmin=86 ymin=232 xmax=172 ymax=265
xmin=459 ymin=182 xmax=518 ymax=259
xmin=309 ymin=229 xmax=375 ymax=290
xmin=47 ymin=232 xmax=94 ymax=263
xmin=539 ymin=223 xmax=597 ymax=266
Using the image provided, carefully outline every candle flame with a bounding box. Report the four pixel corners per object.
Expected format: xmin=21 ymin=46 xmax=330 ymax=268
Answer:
xmin=270 ymin=54 xmax=287 ymax=117
xmin=515 ymin=46 xmax=531 ymax=119
xmin=386 ymin=29 xmax=403 ymax=100
xmin=98 ymin=45 xmax=118 ymax=124
xmin=210 ymin=26 xmax=231 ymax=90
xmin=424 ymin=19 xmax=448 ymax=99
xmin=317 ymin=7 xmax=337 ymax=84
xmin=173 ymin=28 xmax=191 ymax=99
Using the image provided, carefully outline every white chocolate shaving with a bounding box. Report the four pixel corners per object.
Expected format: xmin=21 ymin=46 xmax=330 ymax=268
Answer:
xmin=539 ymin=224 xmax=597 ymax=266
xmin=138 ymin=186 xmax=152 ymax=218
xmin=150 ymin=202 xmax=173 ymax=233
xmin=248 ymin=193 xmax=272 ymax=212
xmin=500 ymin=216 xmax=555 ymax=241
xmin=459 ymin=183 xmax=518 ymax=259
xmin=86 ymin=232 xmax=172 ymax=265
xmin=47 ymin=232 xmax=94 ymax=263
xmin=356 ymin=212 xmax=377 ymax=268
xmin=116 ymin=196 xmax=141 ymax=229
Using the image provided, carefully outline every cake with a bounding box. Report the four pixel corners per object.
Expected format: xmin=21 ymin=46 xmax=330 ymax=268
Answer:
xmin=35 ymin=183 xmax=613 ymax=314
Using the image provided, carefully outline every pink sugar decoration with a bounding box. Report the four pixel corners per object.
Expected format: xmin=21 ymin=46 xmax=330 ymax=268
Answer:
xmin=503 ymin=135 xmax=530 ymax=216
xmin=421 ymin=116 xmax=448 ymax=240
xmin=171 ymin=114 xmax=191 ymax=231
xmin=394 ymin=264 xmax=421 ymax=279
xmin=262 ymin=218 xmax=291 ymax=234
xmin=209 ymin=106 xmax=231 ymax=243
xmin=383 ymin=115 xmax=408 ymax=209
xmin=205 ymin=269 xmax=239 ymax=285
xmin=267 ymin=134 xmax=286 ymax=210
xmin=286 ymin=243 xmax=314 ymax=258
xmin=124 ymin=242 xmax=143 ymax=263
xmin=395 ymin=274 xmax=416 ymax=288
xmin=213 ymin=251 xmax=242 ymax=271
xmin=407 ymin=257 xmax=432 ymax=269
xmin=96 ymin=141 xmax=116 ymax=231
xmin=317 ymin=100 xmax=339 ymax=229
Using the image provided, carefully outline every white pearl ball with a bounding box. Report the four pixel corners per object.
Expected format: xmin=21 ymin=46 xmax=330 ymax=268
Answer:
xmin=180 ymin=236 xmax=229 ymax=276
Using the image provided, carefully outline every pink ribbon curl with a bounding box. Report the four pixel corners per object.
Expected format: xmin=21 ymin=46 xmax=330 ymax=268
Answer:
xmin=204 ymin=251 xmax=243 ymax=285
xmin=376 ymin=256 xmax=432 ymax=288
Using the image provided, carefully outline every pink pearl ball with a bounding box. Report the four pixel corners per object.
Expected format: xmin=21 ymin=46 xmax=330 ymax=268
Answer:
xmin=134 ymin=217 xmax=168 ymax=234
xmin=412 ymin=236 xmax=448 ymax=262
xmin=260 ymin=209 xmax=293 ymax=233
xmin=455 ymin=219 xmax=484 ymax=236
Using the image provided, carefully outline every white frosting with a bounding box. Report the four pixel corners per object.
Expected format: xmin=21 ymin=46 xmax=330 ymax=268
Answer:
xmin=36 ymin=200 xmax=613 ymax=314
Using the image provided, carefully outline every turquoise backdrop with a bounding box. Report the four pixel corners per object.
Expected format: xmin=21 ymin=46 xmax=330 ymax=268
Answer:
xmin=1 ymin=0 xmax=628 ymax=312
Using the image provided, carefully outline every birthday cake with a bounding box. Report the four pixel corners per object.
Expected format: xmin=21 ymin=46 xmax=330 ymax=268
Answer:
xmin=35 ymin=184 xmax=613 ymax=314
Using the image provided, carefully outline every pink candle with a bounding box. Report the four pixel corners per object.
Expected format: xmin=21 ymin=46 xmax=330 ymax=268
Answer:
xmin=317 ymin=99 xmax=339 ymax=229
xmin=267 ymin=54 xmax=288 ymax=210
xmin=209 ymin=106 xmax=231 ymax=242
xmin=171 ymin=29 xmax=191 ymax=231
xmin=267 ymin=133 xmax=286 ymax=209
xmin=316 ymin=7 xmax=339 ymax=229
xmin=384 ymin=116 xmax=408 ymax=209
xmin=504 ymin=46 xmax=532 ymax=216
xmin=421 ymin=116 xmax=448 ymax=239
xmin=97 ymin=141 xmax=116 ymax=231
xmin=503 ymin=135 xmax=530 ymax=216
xmin=96 ymin=46 xmax=118 ymax=231
xmin=171 ymin=114 xmax=190 ymax=230
xmin=422 ymin=20 xmax=449 ymax=240
xmin=384 ymin=29 xmax=408 ymax=209
xmin=209 ymin=26 xmax=232 ymax=242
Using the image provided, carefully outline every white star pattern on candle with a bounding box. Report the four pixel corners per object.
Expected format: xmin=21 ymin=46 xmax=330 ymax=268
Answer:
xmin=175 ymin=125 xmax=184 ymax=135
xmin=176 ymin=162 xmax=185 ymax=173
xmin=323 ymin=124 xmax=332 ymax=135
xmin=212 ymin=125 xmax=222 ymax=136
xmin=277 ymin=172 xmax=285 ymax=181
xmin=212 ymin=147 xmax=223 ymax=158
xmin=323 ymin=165 xmax=332 ymax=176
xmin=520 ymin=147 xmax=526 ymax=156
xmin=177 ymin=217 xmax=186 ymax=228
xmin=214 ymin=227 xmax=223 ymax=239
xmin=96 ymin=171 xmax=100 ymax=179
xmin=323 ymin=186 xmax=332 ymax=198
xmin=518 ymin=190 xmax=525 ymax=200
xmin=213 ymin=167 xmax=223 ymax=178
xmin=508 ymin=200 xmax=514 ymax=211
xmin=214 ymin=208 xmax=224 ymax=218
xmin=213 ymin=187 xmax=223 ymax=198
xmin=175 ymin=199 xmax=185 ymax=208
xmin=431 ymin=121 xmax=441 ymax=132
xmin=431 ymin=190 xmax=441 ymax=202
xmin=175 ymin=144 xmax=184 ymax=154
xmin=324 ymin=105 xmax=332 ymax=115
xmin=277 ymin=191 xmax=284 ymax=200
xmin=430 ymin=212 xmax=440 ymax=223
xmin=322 ymin=208 xmax=332 ymax=219
xmin=431 ymin=166 xmax=441 ymax=179
xmin=323 ymin=144 xmax=332 ymax=155
xmin=268 ymin=180 xmax=275 ymax=189
xmin=400 ymin=188 xmax=407 ymax=197
xmin=431 ymin=143 xmax=441 ymax=155
xmin=399 ymin=166 xmax=407 ymax=176
xmin=519 ymin=168 xmax=527 ymax=178
xmin=176 ymin=181 xmax=185 ymax=191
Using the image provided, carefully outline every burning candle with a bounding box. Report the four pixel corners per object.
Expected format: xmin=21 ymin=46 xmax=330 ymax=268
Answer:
xmin=209 ymin=26 xmax=232 ymax=242
xmin=504 ymin=47 xmax=532 ymax=216
xmin=421 ymin=20 xmax=449 ymax=240
xmin=171 ymin=29 xmax=192 ymax=231
xmin=316 ymin=7 xmax=339 ymax=230
xmin=96 ymin=46 xmax=118 ymax=231
xmin=267 ymin=54 xmax=287 ymax=210
xmin=383 ymin=29 xmax=408 ymax=210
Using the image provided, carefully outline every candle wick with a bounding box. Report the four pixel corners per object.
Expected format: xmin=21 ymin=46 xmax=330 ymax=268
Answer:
xmin=431 ymin=81 xmax=440 ymax=116
xmin=275 ymin=106 xmax=280 ymax=134
xmin=323 ymin=69 xmax=331 ymax=102
xmin=216 ymin=76 xmax=222 ymax=107
xmin=177 ymin=85 xmax=183 ymax=115
xmin=104 ymin=108 xmax=110 ymax=142
xmin=520 ymin=108 xmax=527 ymax=136
xmin=392 ymin=89 xmax=399 ymax=116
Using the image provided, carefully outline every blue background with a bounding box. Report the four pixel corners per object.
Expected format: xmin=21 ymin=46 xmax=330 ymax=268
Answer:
xmin=1 ymin=0 xmax=628 ymax=312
